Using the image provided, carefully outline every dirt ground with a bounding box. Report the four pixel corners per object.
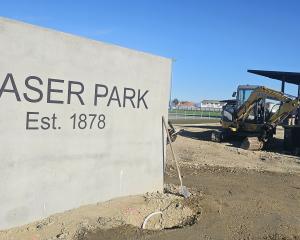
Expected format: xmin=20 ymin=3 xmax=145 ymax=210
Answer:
xmin=84 ymin=124 xmax=300 ymax=240
xmin=1 ymin=123 xmax=300 ymax=240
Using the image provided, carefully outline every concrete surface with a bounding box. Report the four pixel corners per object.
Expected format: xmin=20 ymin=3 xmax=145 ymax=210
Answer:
xmin=0 ymin=17 xmax=171 ymax=229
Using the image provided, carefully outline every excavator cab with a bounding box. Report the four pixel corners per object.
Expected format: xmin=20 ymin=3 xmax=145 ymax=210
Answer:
xmin=221 ymin=85 xmax=262 ymax=127
xmin=236 ymin=85 xmax=262 ymax=123
xmin=236 ymin=85 xmax=257 ymax=107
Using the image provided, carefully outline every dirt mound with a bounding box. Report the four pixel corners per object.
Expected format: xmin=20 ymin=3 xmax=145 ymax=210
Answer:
xmin=0 ymin=191 xmax=198 ymax=240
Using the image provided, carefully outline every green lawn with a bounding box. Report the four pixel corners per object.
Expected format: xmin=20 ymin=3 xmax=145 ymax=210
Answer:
xmin=169 ymin=109 xmax=221 ymax=117
xmin=169 ymin=118 xmax=220 ymax=124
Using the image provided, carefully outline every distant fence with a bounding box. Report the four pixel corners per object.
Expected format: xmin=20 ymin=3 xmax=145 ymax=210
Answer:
xmin=168 ymin=108 xmax=222 ymax=121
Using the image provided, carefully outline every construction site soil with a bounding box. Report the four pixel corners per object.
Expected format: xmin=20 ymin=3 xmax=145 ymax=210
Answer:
xmin=1 ymin=123 xmax=300 ymax=240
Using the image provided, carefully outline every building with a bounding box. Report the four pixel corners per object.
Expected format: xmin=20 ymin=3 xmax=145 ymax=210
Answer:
xmin=176 ymin=101 xmax=196 ymax=110
xmin=200 ymin=100 xmax=226 ymax=110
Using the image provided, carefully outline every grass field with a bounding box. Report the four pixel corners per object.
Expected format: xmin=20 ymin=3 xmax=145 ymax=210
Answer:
xmin=169 ymin=118 xmax=220 ymax=124
xmin=169 ymin=109 xmax=221 ymax=117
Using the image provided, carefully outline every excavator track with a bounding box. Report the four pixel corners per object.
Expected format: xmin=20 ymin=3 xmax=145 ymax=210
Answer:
xmin=211 ymin=130 xmax=223 ymax=142
xmin=240 ymin=137 xmax=264 ymax=151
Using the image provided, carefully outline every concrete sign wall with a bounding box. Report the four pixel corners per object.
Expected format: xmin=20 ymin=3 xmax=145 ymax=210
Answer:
xmin=0 ymin=17 xmax=171 ymax=229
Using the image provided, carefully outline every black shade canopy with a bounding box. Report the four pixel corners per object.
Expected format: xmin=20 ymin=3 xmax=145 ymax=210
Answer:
xmin=248 ymin=69 xmax=300 ymax=85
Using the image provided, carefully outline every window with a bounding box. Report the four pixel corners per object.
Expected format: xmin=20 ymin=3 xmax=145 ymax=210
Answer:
xmin=238 ymin=89 xmax=253 ymax=106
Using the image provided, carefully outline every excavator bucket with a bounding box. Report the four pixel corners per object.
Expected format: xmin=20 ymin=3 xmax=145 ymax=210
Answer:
xmin=167 ymin=121 xmax=178 ymax=143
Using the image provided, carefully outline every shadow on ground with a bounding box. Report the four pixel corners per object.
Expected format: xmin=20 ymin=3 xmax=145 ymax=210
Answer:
xmin=179 ymin=128 xmax=288 ymax=154
xmin=180 ymin=125 xmax=221 ymax=130
xmin=179 ymin=129 xmax=213 ymax=141
xmin=179 ymin=129 xmax=243 ymax=149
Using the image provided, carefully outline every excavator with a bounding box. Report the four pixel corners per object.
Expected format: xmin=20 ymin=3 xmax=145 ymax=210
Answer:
xmin=211 ymin=84 xmax=300 ymax=150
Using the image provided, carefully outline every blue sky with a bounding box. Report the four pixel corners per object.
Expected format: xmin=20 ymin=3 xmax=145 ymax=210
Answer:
xmin=1 ymin=0 xmax=300 ymax=102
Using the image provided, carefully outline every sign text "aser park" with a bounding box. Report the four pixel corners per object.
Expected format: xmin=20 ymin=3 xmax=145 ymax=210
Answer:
xmin=0 ymin=73 xmax=149 ymax=109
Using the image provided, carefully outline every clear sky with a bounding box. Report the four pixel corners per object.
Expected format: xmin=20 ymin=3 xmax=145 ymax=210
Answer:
xmin=1 ymin=0 xmax=300 ymax=102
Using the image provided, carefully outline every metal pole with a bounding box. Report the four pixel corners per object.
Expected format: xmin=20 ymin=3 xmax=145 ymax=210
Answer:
xmin=281 ymin=77 xmax=285 ymax=93
xmin=281 ymin=77 xmax=286 ymax=107
xmin=298 ymin=83 xmax=300 ymax=124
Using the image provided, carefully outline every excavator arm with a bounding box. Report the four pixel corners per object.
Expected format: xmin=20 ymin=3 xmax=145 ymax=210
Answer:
xmin=232 ymin=86 xmax=300 ymax=151
xmin=268 ymin=98 xmax=300 ymax=125
xmin=236 ymin=86 xmax=289 ymax=122
xmin=236 ymin=86 xmax=300 ymax=126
